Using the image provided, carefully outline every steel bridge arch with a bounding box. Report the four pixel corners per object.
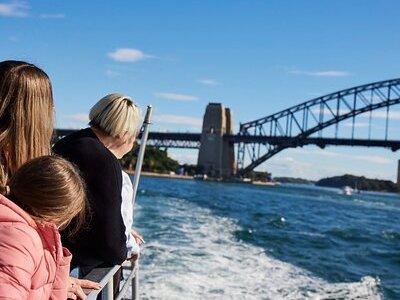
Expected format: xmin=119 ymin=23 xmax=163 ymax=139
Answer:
xmin=237 ymin=78 xmax=400 ymax=176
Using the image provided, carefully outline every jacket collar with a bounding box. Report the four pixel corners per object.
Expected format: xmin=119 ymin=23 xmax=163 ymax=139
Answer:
xmin=0 ymin=194 xmax=66 ymax=262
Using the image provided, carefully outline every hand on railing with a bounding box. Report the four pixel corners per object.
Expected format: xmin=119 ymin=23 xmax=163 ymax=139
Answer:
xmin=129 ymin=229 xmax=144 ymax=263
xmin=131 ymin=229 xmax=144 ymax=245
xmin=68 ymin=276 xmax=101 ymax=300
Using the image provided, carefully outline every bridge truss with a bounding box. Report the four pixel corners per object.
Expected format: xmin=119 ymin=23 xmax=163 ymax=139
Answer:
xmin=145 ymin=132 xmax=200 ymax=149
xmin=237 ymin=78 xmax=400 ymax=176
xmin=54 ymin=130 xmax=201 ymax=149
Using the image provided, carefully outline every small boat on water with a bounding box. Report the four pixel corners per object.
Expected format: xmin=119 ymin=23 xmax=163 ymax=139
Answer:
xmin=252 ymin=180 xmax=281 ymax=186
xmin=342 ymin=186 xmax=354 ymax=195
xmin=194 ymin=174 xmax=208 ymax=180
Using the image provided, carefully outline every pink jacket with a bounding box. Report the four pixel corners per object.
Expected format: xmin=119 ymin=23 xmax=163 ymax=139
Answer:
xmin=0 ymin=194 xmax=72 ymax=299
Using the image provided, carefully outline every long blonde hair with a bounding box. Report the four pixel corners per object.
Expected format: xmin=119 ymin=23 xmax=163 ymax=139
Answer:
xmin=5 ymin=155 xmax=88 ymax=236
xmin=0 ymin=60 xmax=54 ymax=187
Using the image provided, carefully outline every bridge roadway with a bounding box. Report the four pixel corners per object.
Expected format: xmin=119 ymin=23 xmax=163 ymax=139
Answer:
xmin=55 ymin=129 xmax=400 ymax=151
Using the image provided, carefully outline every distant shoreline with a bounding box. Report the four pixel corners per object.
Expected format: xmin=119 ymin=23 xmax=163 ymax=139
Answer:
xmin=125 ymin=170 xmax=194 ymax=180
xmin=125 ymin=171 xmax=399 ymax=193
xmin=124 ymin=170 xmax=281 ymax=186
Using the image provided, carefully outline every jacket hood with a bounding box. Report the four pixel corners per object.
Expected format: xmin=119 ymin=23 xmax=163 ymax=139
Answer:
xmin=0 ymin=194 xmax=37 ymax=228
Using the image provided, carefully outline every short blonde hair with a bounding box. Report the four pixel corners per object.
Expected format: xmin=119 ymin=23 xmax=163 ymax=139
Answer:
xmin=89 ymin=93 xmax=141 ymax=138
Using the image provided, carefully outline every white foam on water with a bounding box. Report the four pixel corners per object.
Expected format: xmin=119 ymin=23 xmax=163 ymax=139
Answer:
xmin=353 ymin=199 xmax=387 ymax=207
xmin=124 ymin=197 xmax=381 ymax=300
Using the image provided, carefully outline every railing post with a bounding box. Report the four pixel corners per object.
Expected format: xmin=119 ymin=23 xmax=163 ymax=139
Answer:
xmin=132 ymin=262 xmax=139 ymax=300
xmin=103 ymin=277 xmax=114 ymax=300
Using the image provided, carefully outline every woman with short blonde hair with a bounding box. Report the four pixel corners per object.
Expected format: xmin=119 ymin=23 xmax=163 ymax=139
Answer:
xmin=54 ymin=93 xmax=142 ymax=281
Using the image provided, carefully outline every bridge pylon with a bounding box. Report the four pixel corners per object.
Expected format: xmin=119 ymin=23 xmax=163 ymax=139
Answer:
xmin=397 ymin=160 xmax=400 ymax=185
xmin=197 ymin=103 xmax=235 ymax=178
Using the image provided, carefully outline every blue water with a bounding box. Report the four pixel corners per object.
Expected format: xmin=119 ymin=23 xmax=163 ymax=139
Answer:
xmin=132 ymin=177 xmax=400 ymax=299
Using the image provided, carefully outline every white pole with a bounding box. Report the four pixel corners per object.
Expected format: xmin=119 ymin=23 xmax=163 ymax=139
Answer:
xmin=132 ymin=105 xmax=153 ymax=205
xmin=132 ymin=263 xmax=139 ymax=300
xmin=129 ymin=105 xmax=152 ymax=300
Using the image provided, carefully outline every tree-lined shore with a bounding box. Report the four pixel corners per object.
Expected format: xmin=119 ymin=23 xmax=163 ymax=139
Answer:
xmin=121 ymin=147 xmax=399 ymax=193
xmin=316 ymin=174 xmax=400 ymax=193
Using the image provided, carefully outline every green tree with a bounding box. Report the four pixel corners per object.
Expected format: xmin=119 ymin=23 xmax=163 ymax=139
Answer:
xmin=121 ymin=146 xmax=180 ymax=174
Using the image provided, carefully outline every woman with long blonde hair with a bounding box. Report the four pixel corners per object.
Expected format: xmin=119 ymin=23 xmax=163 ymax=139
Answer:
xmin=0 ymin=60 xmax=54 ymax=186
xmin=0 ymin=60 xmax=99 ymax=299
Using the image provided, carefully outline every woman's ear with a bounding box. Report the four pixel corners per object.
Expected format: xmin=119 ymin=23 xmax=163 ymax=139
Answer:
xmin=127 ymin=134 xmax=135 ymax=145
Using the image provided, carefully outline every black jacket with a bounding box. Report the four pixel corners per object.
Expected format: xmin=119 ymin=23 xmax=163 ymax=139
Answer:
xmin=53 ymin=128 xmax=127 ymax=274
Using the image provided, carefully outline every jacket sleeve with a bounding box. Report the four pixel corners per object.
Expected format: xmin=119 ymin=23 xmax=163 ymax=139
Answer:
xmin=54 ymin=135 xmax=128 ymax=266
xmin=0 ymin=225 xmax=38 ymax=300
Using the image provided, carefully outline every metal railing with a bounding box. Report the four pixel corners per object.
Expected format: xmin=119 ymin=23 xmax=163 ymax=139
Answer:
xmin=83 ymin=260 xmax=139 ymax=300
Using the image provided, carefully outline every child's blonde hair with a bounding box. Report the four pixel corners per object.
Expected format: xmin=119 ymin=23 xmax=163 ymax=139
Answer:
xmin=5 ymin=155 xmax=88 ymax=236
xmin=89 ymin=93 xmax=141 ymax=138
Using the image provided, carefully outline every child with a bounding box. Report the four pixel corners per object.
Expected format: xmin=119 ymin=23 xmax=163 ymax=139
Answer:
xmin=0 ymin=156 xmax=88 ymax=299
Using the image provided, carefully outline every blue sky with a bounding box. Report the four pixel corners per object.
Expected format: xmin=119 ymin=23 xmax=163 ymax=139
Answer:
xmin=1 ymin=0 xmax=400 ymax=180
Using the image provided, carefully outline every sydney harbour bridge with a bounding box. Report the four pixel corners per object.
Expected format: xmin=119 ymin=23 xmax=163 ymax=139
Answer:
xmin=57 ymin=78 xmax=400 ymax=178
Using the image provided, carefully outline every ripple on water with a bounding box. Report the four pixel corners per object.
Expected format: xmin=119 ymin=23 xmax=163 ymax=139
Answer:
xmin=127 ymin=194 xmax=382 ymax=300
xmin=382 ymin=230 xmax=400 ymax=241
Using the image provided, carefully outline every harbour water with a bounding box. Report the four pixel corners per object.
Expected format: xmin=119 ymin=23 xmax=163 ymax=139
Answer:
xmin=132 ymin=176 xmax=400 ymax=299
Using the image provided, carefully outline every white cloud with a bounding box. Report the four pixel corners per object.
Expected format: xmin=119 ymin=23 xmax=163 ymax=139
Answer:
xmin=108 ymin=48 xmax=152 ymax=62
xmin=0 ymin=1 xmax=29 ymax=17
xmin=105 ymin=69 xmax=120 ymax=78
xmin=154 ymin=92 xmax=198 ymax=102
xmin=61 ymin=123 xmax=85 ymax=130
xmin=352 ymin=154 xmax=391 ymax=164
xmin=197 ymin=78 xmax=219 ymax=86
xmin=63 ymin=113 xmax=89 ymax=123
xmin=291 ymin=148 xmax=391 ymax=165
xmin=264 ymin=151 xmax=393 ymax=181
xmin=168 ymin=150 xmax=198 ymax=165
xmin=39 ymin=13 xmax=65 ymax=19
xmin=342 ymin=122 xmax=371 ymax=128
xmin=8 ymin=36 xmax=18 ymax=42
xmin=289 ymin=70 xmax=351 ymax=77
xmin=154 ymin=114 xmax=202 ymax=128
xmin=264 ymin=156 xmax=315 ymax=179
xmin=371 ymin=110 xmax=400 ymax=120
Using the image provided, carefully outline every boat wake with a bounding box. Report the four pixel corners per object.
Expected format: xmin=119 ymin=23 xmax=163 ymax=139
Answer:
xmin=127 ymin=195 xmax=381 ymax=300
